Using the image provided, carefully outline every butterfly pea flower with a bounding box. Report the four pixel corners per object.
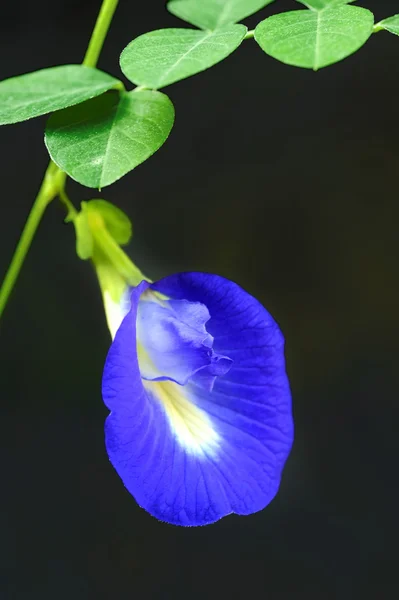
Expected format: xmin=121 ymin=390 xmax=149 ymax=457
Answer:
xmin=74 ymin=201 xmax=293 ymax=525
xmin=102 ymin=272 xmax=294 ymax=526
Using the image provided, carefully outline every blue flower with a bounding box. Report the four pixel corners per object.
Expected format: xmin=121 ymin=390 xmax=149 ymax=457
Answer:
xmin=102 ymin=272 xmax=293 ymax=526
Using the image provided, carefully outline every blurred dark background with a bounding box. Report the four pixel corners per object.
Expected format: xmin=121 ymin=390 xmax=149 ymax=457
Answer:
xmin=1 ymin=0 xmax=399 ymax=598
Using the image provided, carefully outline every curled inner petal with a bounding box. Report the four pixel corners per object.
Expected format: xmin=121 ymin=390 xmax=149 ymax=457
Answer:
xmin=136 ymin=292 xmax=232 ymax=387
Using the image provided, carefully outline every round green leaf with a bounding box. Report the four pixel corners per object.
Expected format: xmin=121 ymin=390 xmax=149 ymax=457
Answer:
xmin=376 ymin=15 xmax=399 ymax=36
xmin=45 ymin=90 xmax=175 ymax=189
xmin=167 ymin=0 xmax=275 ymax=31
xmin=0 ymin=65 xmax=122 ymax=125
xmin=254 ymin=5 xmax=374 ymax=70
xmin=120 ymin=25 xmax=247 ymax=89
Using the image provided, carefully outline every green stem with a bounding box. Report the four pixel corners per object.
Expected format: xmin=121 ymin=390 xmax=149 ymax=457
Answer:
xmin=83 ymin=0 xmax=120 ymax=68
xmin=373 ymin=23 xmax=384 ymax=33
xmin=244 ymin=30 xmax=255 ymax=40
xmin=59 ymin=189 xmax=78 ymax=221
xmin=0 ymin=163 xmax=64 ymax=317
xmin=0 ymin=0 xmax=120 ymax=320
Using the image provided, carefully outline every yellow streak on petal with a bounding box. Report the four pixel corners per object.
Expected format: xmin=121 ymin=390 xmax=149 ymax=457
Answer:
xmin=143 ymin=379 xmax=219 ymax=455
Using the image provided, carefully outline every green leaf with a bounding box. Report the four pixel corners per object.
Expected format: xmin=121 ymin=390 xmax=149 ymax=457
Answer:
xmin=120 ymin=25 xmax=247 ymax=89
xmin=0 ymin=65 xmax=122 ymax=126
xmin=376 ymin=15 xmax=399 ymax=36
xmin=74 ymin=211 xmax=93 ymax=260
xmin=254 ymin=5 xmax=373 ymax=70
xmin=83 ymin=200 xmax=132 ymax=245
xmin=167 ymin=0 xmax=275 ymax=30
xmin=45 ymin=90 xmax=175 ymax=189
xmin=297 ymin=0 xmax=356 ymax=10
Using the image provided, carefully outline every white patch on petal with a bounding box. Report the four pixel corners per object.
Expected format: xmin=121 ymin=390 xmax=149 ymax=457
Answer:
xmin=103 ymin=289 xmax=131 ymax=339
xmin=143 ymin=379 xmax=220 ymax=456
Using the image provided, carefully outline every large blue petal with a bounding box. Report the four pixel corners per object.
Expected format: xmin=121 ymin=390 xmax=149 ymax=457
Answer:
xmin=102 ymin=273 xmax=293 ymax=526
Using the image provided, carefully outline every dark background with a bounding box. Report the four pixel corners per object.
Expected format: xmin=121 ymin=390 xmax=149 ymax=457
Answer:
xmin=1 ymin=0 xmax=399 ymax=598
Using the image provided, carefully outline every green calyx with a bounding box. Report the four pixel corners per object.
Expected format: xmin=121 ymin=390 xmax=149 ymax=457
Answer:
xmin=71 ymin=199 xmax=147 ymax=335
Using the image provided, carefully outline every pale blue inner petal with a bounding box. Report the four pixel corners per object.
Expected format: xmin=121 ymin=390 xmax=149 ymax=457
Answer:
xmin=136 ymin=293 xmax=232 ymax=387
